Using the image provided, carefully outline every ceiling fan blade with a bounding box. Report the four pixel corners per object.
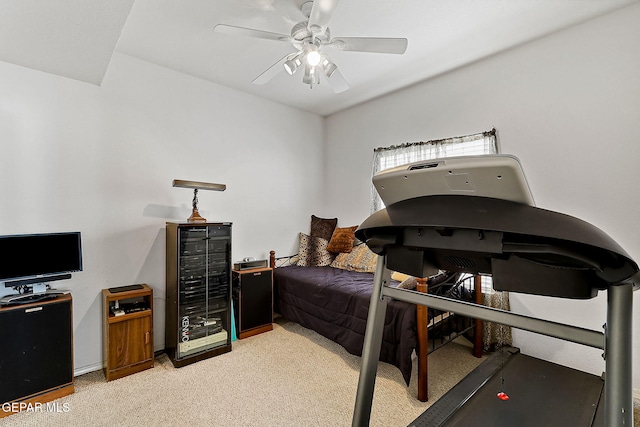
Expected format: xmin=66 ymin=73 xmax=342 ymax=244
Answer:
xmin=308 ymin=0 xmax=341 ymax=33
xmin=331 ymin=37 xmax=408 ymax=54
xmin=326 ymin=66 xmax=349 ymax=93
xmin=252 ymin=53 xmax=291 ymax=85
xmin=214 ymin=24 xmax=290 ymax=42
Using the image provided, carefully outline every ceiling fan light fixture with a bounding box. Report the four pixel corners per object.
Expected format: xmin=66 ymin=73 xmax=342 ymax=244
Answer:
xmin=302 ymin=65 xmax=313 ymax=84
xmin=321 ymin=57 xmax=337 ymax=77
xmin=306 ymin=49 xmax=322 ymax=67
xmin=302 ymin=64 xmax=320 ymax=87
xmin=284 ymin=54 xmax=302 ymax=75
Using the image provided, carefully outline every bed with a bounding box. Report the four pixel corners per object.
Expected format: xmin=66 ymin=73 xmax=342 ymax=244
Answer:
xmin=269 ymin=244 xmax=483 ymax=401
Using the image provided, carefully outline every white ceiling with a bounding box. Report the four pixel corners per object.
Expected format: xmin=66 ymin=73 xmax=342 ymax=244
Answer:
xmin=1 ymin=0 xmax=637 ymax=116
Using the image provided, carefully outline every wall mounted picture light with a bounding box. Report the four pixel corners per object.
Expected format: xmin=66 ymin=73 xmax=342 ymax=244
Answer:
xmin=172 ymin=179 xmax=226 ymax=223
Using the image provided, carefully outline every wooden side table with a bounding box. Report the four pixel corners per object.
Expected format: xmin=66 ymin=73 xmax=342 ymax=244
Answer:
xmin=102 ymin=284 xmax=154 ymax=381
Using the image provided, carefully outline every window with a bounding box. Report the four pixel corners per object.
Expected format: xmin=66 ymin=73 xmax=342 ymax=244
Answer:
xmin=370 ymin=129 xmax=498 ymax=213
xmin=370 ymin=129 xmax=500 ymax=299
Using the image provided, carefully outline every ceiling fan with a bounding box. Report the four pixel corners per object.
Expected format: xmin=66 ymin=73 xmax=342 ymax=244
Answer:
xmin=213 ymin=0 xmax=408 ymax=93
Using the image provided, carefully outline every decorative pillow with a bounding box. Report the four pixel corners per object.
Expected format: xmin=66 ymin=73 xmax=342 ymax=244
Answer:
xmin=296 ymin=233 xmax=334 ymax=267
xmin=396 ymin=276 xmax=418 ymax=290
xmin=310 ymin=215 xmax=338 ymax=241
xmin=391 ymin=271 xmax=412 ymax=282
xmin=330 ymin=243 xmax=378 ymax=273
xmin=327 ymin=225 xmax=358 ymax=253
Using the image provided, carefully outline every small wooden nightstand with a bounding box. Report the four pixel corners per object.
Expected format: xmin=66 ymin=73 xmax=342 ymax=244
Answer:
xmin=102 ymin=284 xmax=154 ymax=381
xmin=232 ymin=268 xmax=273 ymax=339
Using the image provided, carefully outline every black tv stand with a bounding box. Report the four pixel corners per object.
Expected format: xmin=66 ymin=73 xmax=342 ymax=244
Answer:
xmin=0 ymin=293 xmax=74 ymax=417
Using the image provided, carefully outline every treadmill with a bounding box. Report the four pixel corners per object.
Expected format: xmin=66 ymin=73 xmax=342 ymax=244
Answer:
xmin=351 ymin=155 xmax=638 ymax=426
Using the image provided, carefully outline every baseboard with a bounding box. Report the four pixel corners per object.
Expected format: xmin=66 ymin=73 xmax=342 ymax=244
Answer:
xmin=634 ymin=388 xmax=640 ymax=405
xmin=74 ymin=362 xmax=103 ymax=377
xmin=74 ymin=345 xmax=165 ymax=377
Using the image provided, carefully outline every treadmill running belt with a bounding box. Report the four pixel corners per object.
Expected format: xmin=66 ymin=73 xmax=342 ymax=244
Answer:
xmin=411 ymin=350 xmax=604 ymax=427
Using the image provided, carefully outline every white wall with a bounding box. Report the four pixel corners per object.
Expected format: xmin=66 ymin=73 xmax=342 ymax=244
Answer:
xmin=2 ymin=2 xmax=638 ymax=392
xmin=0 ymin=53 xmax=325 ymax=374
xmin=325 ymin=3 xmax=640 ymax=389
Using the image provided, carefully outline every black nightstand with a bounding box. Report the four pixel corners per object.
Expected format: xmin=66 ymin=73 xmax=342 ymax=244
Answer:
xmin=232 ymin=267 xmax=273 ymax=339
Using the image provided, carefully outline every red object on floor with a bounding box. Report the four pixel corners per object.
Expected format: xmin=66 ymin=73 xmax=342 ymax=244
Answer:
xmin=497 ymin=392 xmax=510 ymax=401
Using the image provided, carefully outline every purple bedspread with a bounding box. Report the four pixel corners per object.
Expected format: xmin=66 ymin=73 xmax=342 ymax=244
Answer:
xmin=274 ymin=265 xmax=417 ymax=385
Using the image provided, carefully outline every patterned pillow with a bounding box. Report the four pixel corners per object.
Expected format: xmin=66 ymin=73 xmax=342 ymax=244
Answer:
xmin=391 ymin=271 xmax=412 ymax=282
xmin=296 ymin=233 xmax=335 ymax=267
xmin=327 ymin=225 xmax=358 ymax=253
xmin=396 ymin=276 xmax=418 ymax=290
xmin=330 ymin=243 xmax=378 ymax=273
xmin=310 ymin=215 xmax=338 ymax=241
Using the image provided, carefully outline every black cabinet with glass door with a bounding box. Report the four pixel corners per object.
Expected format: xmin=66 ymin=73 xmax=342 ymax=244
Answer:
xmin=165 ymin=222 xmax=232 ymax=367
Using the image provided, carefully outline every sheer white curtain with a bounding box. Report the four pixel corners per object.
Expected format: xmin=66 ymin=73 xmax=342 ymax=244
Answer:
xmin=370 ymin=129 xmax=497 ymax=213
xmin=370 ymin=129 xmax=511 ymax=349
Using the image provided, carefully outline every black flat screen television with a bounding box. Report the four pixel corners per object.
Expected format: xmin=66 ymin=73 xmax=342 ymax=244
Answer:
xmin=0 ymin=232 xmax=83 ymax=282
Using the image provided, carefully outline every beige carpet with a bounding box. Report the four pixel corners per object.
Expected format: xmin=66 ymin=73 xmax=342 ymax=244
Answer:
xmin=1 ymin=318 xmax=485 ymax=427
